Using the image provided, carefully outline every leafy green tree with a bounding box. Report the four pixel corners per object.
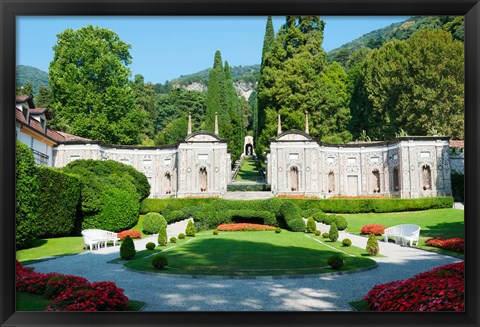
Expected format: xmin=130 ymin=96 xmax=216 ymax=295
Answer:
xmin=257 ymin=16 xmax=351 ymax=160
xmin=349 ymin=29 xmax=463 ymax=140
xmin=248 ymin=91 xmax=258 ymax=134
xmin=35 ymin=85 xmax=52 ymax=109
xmin=131 ymin=74 xmax=157 ymax=145
xmin=49 ymin=25 xmax=144 ymax=144
xmin=17 ymin=82 xmax=34 ymax=97
xmin=224 ymin=61 xmax=244 ymax=161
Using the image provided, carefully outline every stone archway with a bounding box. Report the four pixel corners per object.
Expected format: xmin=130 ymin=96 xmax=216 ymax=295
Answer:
xmin=245 ymin=144 xmax=253 ymax=156
xmin=243 ymin=136 xmax=254 ymax=156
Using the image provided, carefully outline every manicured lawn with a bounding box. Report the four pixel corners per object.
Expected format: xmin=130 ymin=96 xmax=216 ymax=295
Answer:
xmin=123 ymin=230 xmax=377 ymax=276
xmin=16 ymin=292 xmax=145 ymax=311
xmin=16 ymin=237 xmax=85 ymax=263
xmin=343 ymin=208 xmax=464 ymax=257
xmin=234 ymin=156 xmax=263 ymax=182
xmin=349 ymin=299 xmax=370 ymax=311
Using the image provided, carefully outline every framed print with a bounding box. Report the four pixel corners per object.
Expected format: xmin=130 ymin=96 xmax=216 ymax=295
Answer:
xmin=1 ymin=0 xmax=479 ymax=326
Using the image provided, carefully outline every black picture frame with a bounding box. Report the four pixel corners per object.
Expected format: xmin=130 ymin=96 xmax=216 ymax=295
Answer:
xmin=1 ymin=0 xmax=478 ymax=326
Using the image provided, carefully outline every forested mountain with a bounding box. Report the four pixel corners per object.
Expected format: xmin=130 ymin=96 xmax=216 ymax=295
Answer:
xmin=16 ymin=65 xmax=49 ymax=95
xmin=170 ymin=64 xmax=260 ymax=86
xmin=328 ymin=16 xmax=464 ymax=67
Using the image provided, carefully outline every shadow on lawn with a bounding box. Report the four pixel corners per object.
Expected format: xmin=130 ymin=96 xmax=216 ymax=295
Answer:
xmin=422 ymin=221 xmax=464 ymax=239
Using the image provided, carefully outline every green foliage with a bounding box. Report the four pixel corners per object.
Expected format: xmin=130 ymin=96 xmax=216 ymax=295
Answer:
xmin=49 ymin=25 xmax=143 ymax=144
xmin=36 ymin=167 xmax=81 ymax=238
xmin=145 ymin=242 xmax=156 ymax=250
xmin=366 ymin=234 xmax=380 ymax=256
xmin=158 ymin=224 xmax=167 ymax=246
xmin=131 ymin=74 xmax=157 ymax=143
xmin=163 ymin=210 xmax=187 ymax=224
xmin=324 ymin=214 xmax=336 ymax=225
xmin=315 ymin=230 xmax=321 ymax=236
xmin=451 ymin=172 xmax=464 ymax=203
xmin=185 ymin=220 xmax=196 ymax=237
xmin=327 ymin=255 xmax=344 ymax=270
xmin=329 ymin=222 xmax=339 ymax=242
xmin=333 ymin=215 xmax=348 ymax=231
xmin=227 ymin=183 xmax=271 ymax=192
xmin=306 ymin=217 xmax=317 ymax=233
xmin=151 ymin=255 xmax=168 ymax=269
xmin=82 ymin=188 xmax=139 ymax=232
xmin=342 ymin=238 xmax=352 ymax=247
xmin=142 ymin=212 xmax=165 ymax=234
xmin=170 ymin=237 xmax=177 ymax=243
xmin=120 ymin=235 xmax=136 ymax=260
xmin=36 ymin=85 xmax=53 ymax=109
xmin=279 ymin=201 xmax=306 ymax=232
xmin=348 ymin=29 xmax=463 ymax=140
xmin=322 ymin=232 xmax=329 ymax=239
xmin=312 ymin=210 xmax=327 ymax=223
xmin=178 ymin=233 xmax=186 ymax=239
xmin=15 ymin=141 xmax=40 ymax=249
xmin=213 ymin=229 xmax=219 ymax=235
xmin=275 ymin=227 xmax=282 ymax=233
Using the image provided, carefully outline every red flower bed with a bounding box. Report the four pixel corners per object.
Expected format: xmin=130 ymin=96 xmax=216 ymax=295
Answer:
xmin=364 ymin=261 xmax=464 ymax=311
xmin=118 ymin=230 xmax=142 ymax=241
xmin=361 ymin=224 xmax=387 ymax=236
xmin=425 ymin=238 xmax=464 ymax=253
xmin=217 ymin=223 xmax=276 ymax=231
xmin=16 ymin=260 xmax=129 ymax=311
xmin=331 ymin=195 xmax=389 ymax=199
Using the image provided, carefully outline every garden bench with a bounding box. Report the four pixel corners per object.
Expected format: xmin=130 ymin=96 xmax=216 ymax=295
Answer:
xmin=81 ymin=229 xmax=120 ymax=251
xmin=382 ymin=224 xmax=421 ymax=247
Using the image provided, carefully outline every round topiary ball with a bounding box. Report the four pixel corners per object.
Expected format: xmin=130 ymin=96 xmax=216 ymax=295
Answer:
xmin=275 ymin=227 xmax=282 ymax=233
xmin=327 ymin=255 xmax=344 ymax=270
xmin=170 ymin=237 xmax=177 ymax=243
xmin=342 ymin=238 xmax=352 ymax=247
xmin=143 ymin=212 xmax=167 ymax=234
xmin=151 ymin=255 xmax=168 ymax=269
xmin=315 ymin=230 xmax=321 ymax=236
xmin=322 ymin=232 xmax=329 ymax=239
xmin=213 ymin=229 xmax=219 ymax=235
xmin=145 ymin=242 xmax=156 ymax=250
xmin=178 ymin=233 xmax=186 ymax=239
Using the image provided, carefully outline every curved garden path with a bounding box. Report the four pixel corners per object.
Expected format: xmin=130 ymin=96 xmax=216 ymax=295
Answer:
xmin=28 ymin=219 xmax=460 ymax=311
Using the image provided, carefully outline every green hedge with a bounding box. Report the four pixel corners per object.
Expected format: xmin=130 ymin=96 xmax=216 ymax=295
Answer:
xmin=227 ymin=184 xmax=271 ymax=192
xmin=225 ymin=210 xmax=277 ymax=226
xmin=291 ymin=197 xmax=453 ymax=213
xmin=36 ymin=167 xmax=81 ymax=238
xmin=16 ymin=141 xmax=40 ymax=249
xmin=278 ymin=201 xmax=306 ymax=232
xmin=81 ymin=188 xmax=139 ymax=232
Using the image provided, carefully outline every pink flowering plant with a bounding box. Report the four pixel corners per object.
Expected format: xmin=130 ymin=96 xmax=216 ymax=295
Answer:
xmin=364 ymin=261 xmax=464 ymax=311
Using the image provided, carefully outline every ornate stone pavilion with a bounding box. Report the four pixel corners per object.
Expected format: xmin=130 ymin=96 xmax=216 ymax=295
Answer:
xmin=266 ymin=113 xmax=452 ymax=198
xmin=53 ymin=113 xmax=231 ymax=198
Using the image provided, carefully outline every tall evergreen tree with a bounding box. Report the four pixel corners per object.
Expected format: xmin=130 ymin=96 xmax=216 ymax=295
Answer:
xmin=256 ymin=16 xmax=275 ymax=151
xmin=224 ymin=61 xmax=244 ymax=161
xmin=205 ymin=50 xmax=228 ymax=132
xmin=35 ymin=85 xmax=52 ymax=109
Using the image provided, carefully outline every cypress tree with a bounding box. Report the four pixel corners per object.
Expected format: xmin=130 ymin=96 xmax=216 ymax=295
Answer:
xmin=185 ymin=220 xmax=196 ymax=237
xmin=306 ymin=216 xmax=316 ymax=233
xmin=329 ymin=222 xmax=339 ymax=242
xmin=366 ymin=234 xmax=380 ymax=256
xmin=224 ymin=61 xmax=244 ymax=162
xmin=206 ymin=50 xmax=228 ymax=133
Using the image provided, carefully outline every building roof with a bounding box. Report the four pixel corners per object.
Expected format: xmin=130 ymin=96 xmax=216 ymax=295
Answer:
xmin=56 ymin=131 xmax=90 ymax=142
xmin=449 ymin=140 xmax=464 ymax=148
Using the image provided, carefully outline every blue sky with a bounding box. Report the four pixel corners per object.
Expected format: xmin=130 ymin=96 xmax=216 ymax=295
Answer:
xmin=17 ymin=16 xmax=408 ymax=84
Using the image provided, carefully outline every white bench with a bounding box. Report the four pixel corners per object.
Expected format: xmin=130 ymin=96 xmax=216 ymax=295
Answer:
xmin=382 ymin=224 xmax=421 ymax=247
xmin=81 ymin=229 xmax=120 ymax=251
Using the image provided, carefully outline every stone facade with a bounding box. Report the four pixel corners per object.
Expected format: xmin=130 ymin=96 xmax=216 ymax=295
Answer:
xmin=267 ymin=130 xmax=452 ymax=199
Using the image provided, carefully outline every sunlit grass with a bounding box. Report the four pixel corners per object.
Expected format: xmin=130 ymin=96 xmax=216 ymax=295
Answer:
xmin=234 ymin=157 xmax=263 ymax=182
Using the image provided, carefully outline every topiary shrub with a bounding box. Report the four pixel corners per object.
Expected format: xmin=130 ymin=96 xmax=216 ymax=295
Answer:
xmin=322 ymin=232 xmax=329 ymax=239
xmin=334 ymin=215 xmax=348 ymax=230
xmin=279 ymin=201 xmax=306 ymax=232
xmin=324 ymin=214 xmax=336 ymax=225
xmin=151 ymin=255 xmax=168 ymax=269
xmin=327 ymin=255 xmax=344 ymax=270
xmin=366 ymin=234 xmax=380 ymax=256
xmin=315 ymin=230 xmax=321 ymax=236
xmin=164 ymin=210 xmax=187 ymax=224
xmin=158 ymin=224 xmax=167 ymax=246
xmin=143 ymin=212 xmax=166 ymax=234
xmin=213 ymin=229 xmax=219 ymax=235
xmin=312 ymin=210 xmax=327 ymax=223
xmin=120 ymin=235 xmax=136 ymax=260
xmin=145 ymin=242 xmax=156 ymax=250
xmin=185 ymin=220 xmax=196 ymax=237
xmin=16 ymin=141 xmax=40 ymax=249
xmin=306 ymin=216 xmax=316 ymax=233
xmin=170 ymin=237 xmax=177 ymax=243
xmin=275 ymin=227 xmax=282 ymax=233
xmin=342 ymin=238 xmax=352 ymax=247
xmin=329 ymin=222 xmax=339 ymax=242
xmin=178 ymin=233 xmax=186 ymax=239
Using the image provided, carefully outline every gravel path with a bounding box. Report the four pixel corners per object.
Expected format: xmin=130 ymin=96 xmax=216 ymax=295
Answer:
xmin=28 ymin=219 xmax=460 ymax=311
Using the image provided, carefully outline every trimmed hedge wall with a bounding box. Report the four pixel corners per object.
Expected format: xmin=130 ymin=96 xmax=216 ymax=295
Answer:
xmin=227 ymin=184 xmax=272 ymax=192
xmin=36 ymin=167 xmax=82 ymax=238
xmin=16 ymin=141 xmax=40 ymax=249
